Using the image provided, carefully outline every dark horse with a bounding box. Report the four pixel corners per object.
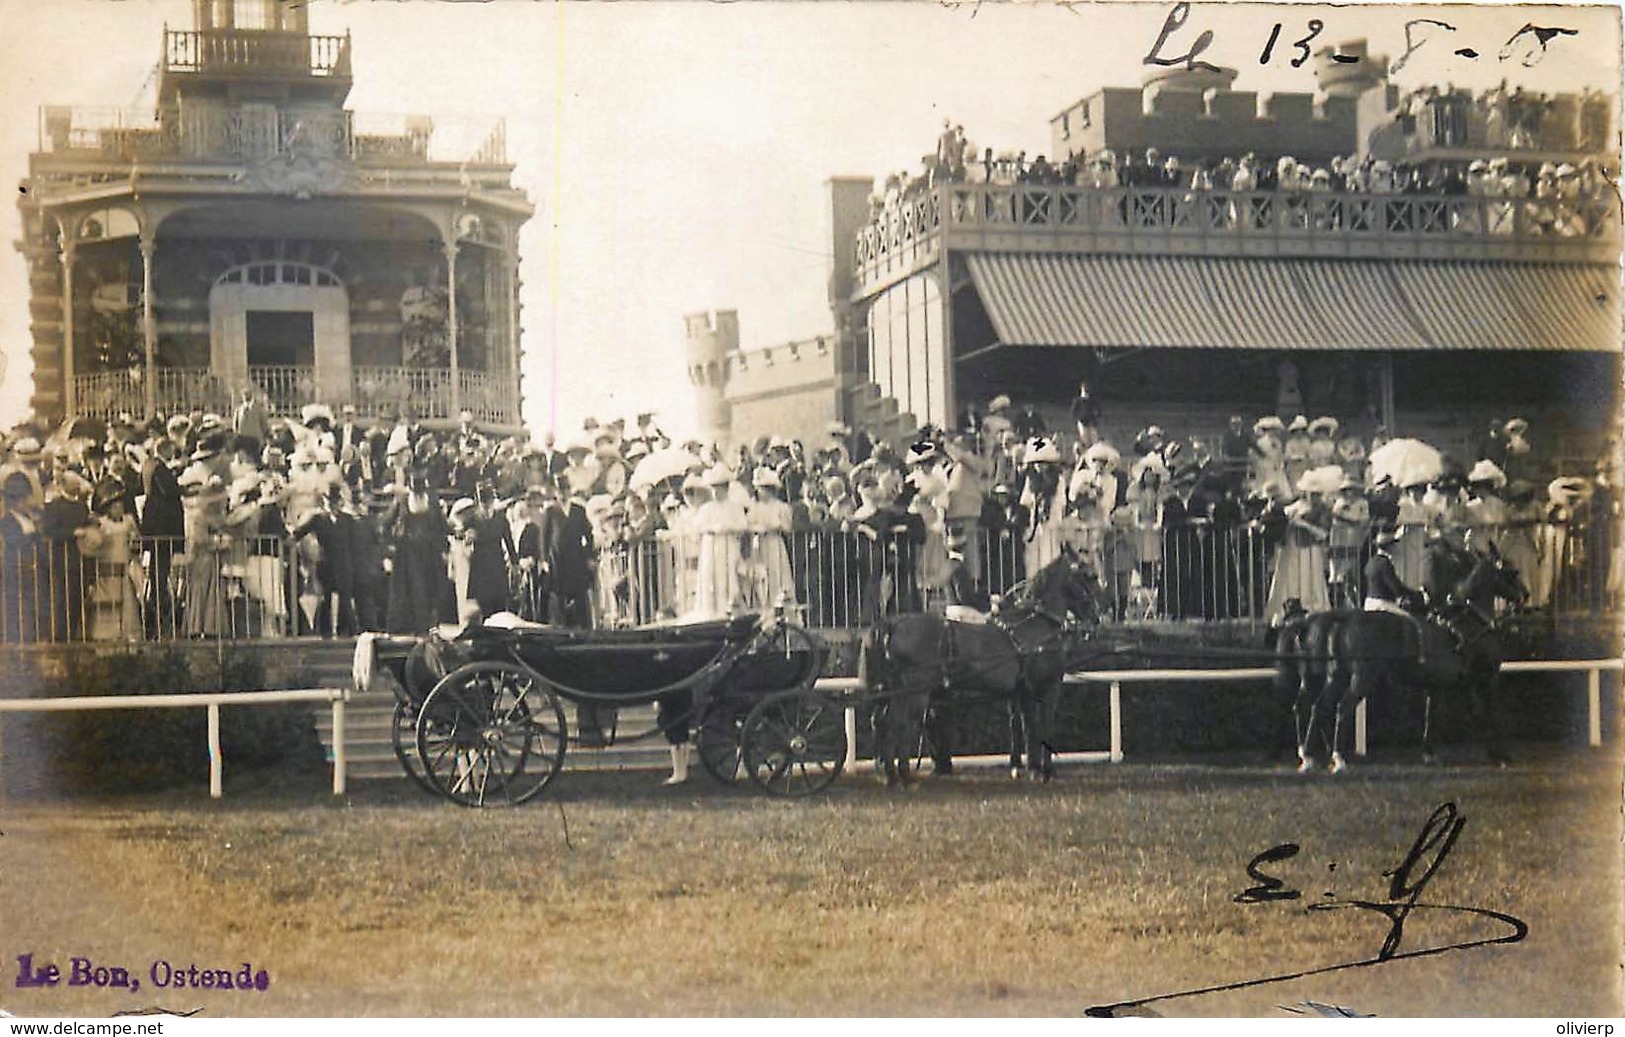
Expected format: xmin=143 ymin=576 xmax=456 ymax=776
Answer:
xmin=1302 ymin=548 xmax=1528 ymax=773
xmin=859 ymin=547 xmax=1101 ymax=785
xmin=1269 ymin=598 xmax=1348 ymax=762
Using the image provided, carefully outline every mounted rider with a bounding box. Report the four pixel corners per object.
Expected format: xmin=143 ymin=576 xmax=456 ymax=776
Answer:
xmin=1362 ymin=525 xmax=1431 ymax=661
xmin=1422 ymin=518 xmax=1488 ymax=652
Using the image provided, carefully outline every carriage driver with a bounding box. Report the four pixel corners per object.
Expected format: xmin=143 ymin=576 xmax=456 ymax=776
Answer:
xmin=1362 ymin=525 xmax=1431 ymax=662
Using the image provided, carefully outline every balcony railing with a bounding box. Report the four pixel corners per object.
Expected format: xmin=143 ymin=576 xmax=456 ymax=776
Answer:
xmin=73 ymin=367 xmax=520 ymax=426
xmin=36 ymin=105 xmax=507 ymax=166
xmin=2 ymin=524 xmax=1613 ymax=645
xmin=853 ymin=183 xmax=1623 ymax=288
xmin=164 ymin=29 xmax=351 ymax=79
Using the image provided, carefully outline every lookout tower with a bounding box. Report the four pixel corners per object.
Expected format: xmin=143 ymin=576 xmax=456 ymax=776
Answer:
xmin=17 ymin=0 xmax=533 ymax=429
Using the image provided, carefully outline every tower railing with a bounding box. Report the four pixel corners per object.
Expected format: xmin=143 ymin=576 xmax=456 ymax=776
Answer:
xmin=163 ymin=28 xmax=352 ymax=79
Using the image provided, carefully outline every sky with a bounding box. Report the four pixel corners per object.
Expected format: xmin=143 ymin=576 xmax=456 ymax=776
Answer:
xmin=0 ymin=0 xmax=1618 ymax=438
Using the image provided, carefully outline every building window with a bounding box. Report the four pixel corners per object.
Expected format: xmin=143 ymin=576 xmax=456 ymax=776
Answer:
xmin=234 ymin=0 xmax=273 ymax=30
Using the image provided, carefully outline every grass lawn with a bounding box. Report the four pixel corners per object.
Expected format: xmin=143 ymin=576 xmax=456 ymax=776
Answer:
xmin=1 ymin=743 xmax=1619 ymax=1018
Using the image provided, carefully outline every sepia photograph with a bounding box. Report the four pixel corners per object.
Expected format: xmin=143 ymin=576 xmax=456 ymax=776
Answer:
xmin=0 ymin=0 xmax=1620 ymax=1020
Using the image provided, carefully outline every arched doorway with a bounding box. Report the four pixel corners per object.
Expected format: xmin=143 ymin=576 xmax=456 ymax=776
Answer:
xmin=209 ymin=259 xmax=349 ymax=411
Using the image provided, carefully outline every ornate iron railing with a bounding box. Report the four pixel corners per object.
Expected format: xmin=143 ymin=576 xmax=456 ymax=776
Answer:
xmin=853 ymin=183 xmax=1622 ymax=286
xmin=75 ymin=366 xmax=518 ymax=425
xmin=36 ymin=105 xmax=507 ymax=166
xmin=163 ymin=29 xmax=352 ymax=79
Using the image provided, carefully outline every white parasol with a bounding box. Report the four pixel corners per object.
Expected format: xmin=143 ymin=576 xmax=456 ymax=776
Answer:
xmin=629 ymin=446 xmax=700 ymax=492
xmin=1366 ymin=438 xmax=1443 ymax=488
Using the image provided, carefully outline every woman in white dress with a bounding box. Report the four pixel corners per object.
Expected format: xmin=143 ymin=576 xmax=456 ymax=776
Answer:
xmin=1265 ymin=489 xmax=1331 ymax=621
xmin=80 ymin=480 xmax=140 ymax=642
xmin=693 ymin=466 xmax=747 ymax=618
xmin=745 ymin=467 xmax=798 ymax=613
xmin=1018 ymin=438 xmax=1068 ymax=579
xmin=446 ymin=497 xmax=477 ymax=621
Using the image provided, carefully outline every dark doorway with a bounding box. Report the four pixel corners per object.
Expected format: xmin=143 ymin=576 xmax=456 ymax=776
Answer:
xmin=246 ymin=310 xmax=315 ymax=367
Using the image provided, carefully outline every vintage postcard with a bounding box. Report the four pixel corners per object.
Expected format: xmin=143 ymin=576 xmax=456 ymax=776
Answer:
xmin=0 ymin=0 xmax=1619 ymax=1021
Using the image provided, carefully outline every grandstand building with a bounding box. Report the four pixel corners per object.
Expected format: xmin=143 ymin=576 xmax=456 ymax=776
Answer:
xmin=15 ymin=0 xmax=534 ymax=432
xmin=824 ymin=44 xmax=1620 ymax=465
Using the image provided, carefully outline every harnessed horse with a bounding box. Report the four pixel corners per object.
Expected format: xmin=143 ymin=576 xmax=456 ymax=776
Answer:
xmin=859 ymin=548 xmax=1101 ymax=785
xmin=1303 ymin=547 xmax=1528 ymax=772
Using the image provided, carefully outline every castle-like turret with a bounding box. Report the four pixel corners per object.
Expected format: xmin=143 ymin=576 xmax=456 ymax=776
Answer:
xmin=684 ymin=310 xmax=737 ymax=447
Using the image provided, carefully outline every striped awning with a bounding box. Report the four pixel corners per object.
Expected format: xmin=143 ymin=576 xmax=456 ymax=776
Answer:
xmin=963 ymin=254 xmax=1620 ymax=353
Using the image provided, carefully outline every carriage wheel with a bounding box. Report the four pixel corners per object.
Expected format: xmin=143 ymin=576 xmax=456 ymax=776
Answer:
xmin=696 ymin=699 xmax=749 ymax=786
xmin=391 ymin=701 xmax=437 ymax=794
xmin=741 ymin=688 xmax=846 ymax=797
xmin=415 ymin=662 xmax=567 ymax=808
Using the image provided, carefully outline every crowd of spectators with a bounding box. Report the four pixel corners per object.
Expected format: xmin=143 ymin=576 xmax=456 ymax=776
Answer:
xmin=868 ymin=118 xmax=1616 ymax=238
xmin=0 ymin=379 xmax=1619 ymax=645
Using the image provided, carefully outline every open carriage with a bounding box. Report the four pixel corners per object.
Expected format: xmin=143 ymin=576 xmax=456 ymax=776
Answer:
xmin=352 ymin=613 xmax=835 ymax=806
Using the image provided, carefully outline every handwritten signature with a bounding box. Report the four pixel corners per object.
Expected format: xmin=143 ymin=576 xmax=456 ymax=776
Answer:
xmin=1086 ymin=802 xmax=1528 ymax=1017
xmin=1145 ymin=3 xmax=1576 ymax=75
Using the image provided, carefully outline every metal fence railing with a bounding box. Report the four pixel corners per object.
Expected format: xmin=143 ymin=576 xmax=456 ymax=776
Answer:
xmin=0 ymin=521 xmax=1615 ymax=645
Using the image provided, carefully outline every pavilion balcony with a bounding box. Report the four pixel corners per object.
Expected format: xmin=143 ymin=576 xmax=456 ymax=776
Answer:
xmin=163 ymin=28 xmax=352 ymax=81
xmin=72 ymin=367 xmax=521 ymax=429
xmin=852 ymin=183 xmax=1622 ymax=295
xmin=35 ymin=105 xmax=508 ymax=167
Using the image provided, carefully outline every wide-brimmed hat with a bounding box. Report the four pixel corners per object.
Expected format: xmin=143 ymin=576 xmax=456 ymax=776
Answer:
xmin=701 ymin=465 xmax=732 ymax=487
xmin=91 ymin=478 xmax=126 ymax=515
xmin=1023 ymin=438 xmax=1061 ymax=465
xmin=1467 ymin=459 xmax=1508 ymax=489
xmin=1287 ymin=415 xmax=1310 ymax=433
xmin=10 ymin=436 xmax=42 ymax=462
xmin=191 ymin=430 xmax=230 ymax=462
xmin=905 ymin=440 xmax=938 ymax=465
xmin=1308 ymin=417 xmax=1339 ymax=437
xmin=1083 ymin=442 xmax=1122 ymax=469
xmin=300 ymin=403 xmax=334 ymax=426
xmin=751 ymin=466 xmax=782 ymax=489
xmin=1504 ymin=417 xmax=1529 ymax=436
xmin=1253 ymin=416 xmax=1285 ymax=436
xmin=987 ymin=394 xmax=1012 ymax=412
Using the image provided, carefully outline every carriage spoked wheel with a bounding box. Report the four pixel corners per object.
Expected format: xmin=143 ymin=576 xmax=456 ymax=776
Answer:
xmin=391 ymin=701 xmax=437 ymax=795
xmin=414 ymin=661 xmax=567 ymax=808
xmin=695 ymin=700 xmax=749 ymax=785
xmin=740 ymin=688 xmax=847 ymax=797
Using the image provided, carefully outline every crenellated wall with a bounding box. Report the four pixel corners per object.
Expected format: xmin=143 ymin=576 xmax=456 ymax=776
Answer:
xmin=1052 ymin=86 xmax=1361 ymax=165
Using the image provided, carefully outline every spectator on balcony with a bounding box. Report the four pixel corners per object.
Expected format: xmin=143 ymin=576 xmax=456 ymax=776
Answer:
xmin=233 ymin=386 xmax=269 ymax=457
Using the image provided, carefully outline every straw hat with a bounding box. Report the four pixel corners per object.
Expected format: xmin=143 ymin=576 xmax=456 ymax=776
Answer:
xmin=1023 ymin=437 xmax=1060 ymax=465
xmin=1467 ymin=460 xmax=1507 ymax=489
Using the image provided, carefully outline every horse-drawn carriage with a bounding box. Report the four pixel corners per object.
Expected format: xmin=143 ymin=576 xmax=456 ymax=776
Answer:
xmin=354 ymin=611 xmax=836 ymax=805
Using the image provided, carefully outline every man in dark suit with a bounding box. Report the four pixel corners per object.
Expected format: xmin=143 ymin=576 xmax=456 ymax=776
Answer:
xmin=140 ymin=438 xmax=186 ymax=638
xmin=541 ymin=488 xmax=595 ymax=628
xmin=541 ymin=486 xmax=604 ymax=741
